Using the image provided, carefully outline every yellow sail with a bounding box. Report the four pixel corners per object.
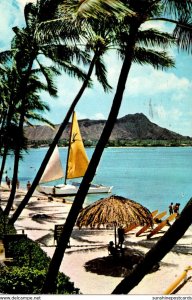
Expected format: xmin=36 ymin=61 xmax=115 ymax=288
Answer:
xmin=40 ymin=145 xmax=64 ymax=183
xmin=66 ymin=112 xmax=89 ymax=179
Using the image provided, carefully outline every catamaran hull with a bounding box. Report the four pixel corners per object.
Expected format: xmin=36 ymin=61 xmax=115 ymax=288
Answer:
xmin=37 ymin=183 xmax=113 ymax=196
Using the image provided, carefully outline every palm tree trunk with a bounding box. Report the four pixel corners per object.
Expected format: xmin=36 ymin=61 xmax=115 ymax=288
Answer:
xmin=4 ymin=57 xmax=35 ymax=216
xmin=3 ymin=112 xmax=25 ymax=215
xmin=0 ymin=147 xmax=8 ymax=186
xmin=0 ymin=101 xmax=14 ymax=185
xmin=0 ymin=108 xmax=7 ymax=154
xmin=0 ymin=112 xmax=8 ymax=184
xmin=42 ymin=23 xmax=140 ymax=294
xmin=9 ymin=53 xmax=97 ymax=225
xmin=112 ymin=198 xmax=192 ymax=294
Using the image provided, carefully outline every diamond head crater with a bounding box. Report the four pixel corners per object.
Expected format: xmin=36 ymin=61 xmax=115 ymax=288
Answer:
xmin=25 ymin=113 xmax=192 ymax=148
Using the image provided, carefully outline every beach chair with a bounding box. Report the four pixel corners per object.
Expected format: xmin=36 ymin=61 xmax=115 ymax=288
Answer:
xmin=136 ymin=211 xmax=167 ymax=237
xmin=147 ymin=213 xmax=177 ymax=239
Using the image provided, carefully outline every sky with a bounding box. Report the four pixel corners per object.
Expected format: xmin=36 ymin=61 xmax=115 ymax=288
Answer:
xmin=0 ymin=0 xmax=192 ymax=137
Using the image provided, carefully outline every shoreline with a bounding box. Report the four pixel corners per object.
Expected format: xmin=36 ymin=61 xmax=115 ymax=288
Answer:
xmin=1 ymin=186 xmax=192 ymax=295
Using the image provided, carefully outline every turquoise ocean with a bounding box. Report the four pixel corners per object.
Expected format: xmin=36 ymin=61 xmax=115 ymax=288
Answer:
xmin=3 ymin=146 xmax=192 ymax=213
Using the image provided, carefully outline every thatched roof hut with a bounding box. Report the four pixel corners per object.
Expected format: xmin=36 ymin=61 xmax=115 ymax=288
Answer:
xmin=77 ymin=195 xmax=153 ymax=229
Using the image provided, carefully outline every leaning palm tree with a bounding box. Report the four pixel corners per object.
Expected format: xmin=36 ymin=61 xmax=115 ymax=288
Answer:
xmin=9 ymin=13 xmax=116 ymax=225
xmin=41 ymin=0 xmax=192 ymax=294
xmin=3 ymin=69 xmax=58 ymax=216
xmin=41 ymin=0 xmax=192 ymax=292
xmin=2 ymin=0 xmax=88 ymax=215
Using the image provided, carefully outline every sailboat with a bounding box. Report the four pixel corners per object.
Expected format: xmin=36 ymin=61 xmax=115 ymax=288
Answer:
xmin=37 ymin=111 xmax=113 ymax=196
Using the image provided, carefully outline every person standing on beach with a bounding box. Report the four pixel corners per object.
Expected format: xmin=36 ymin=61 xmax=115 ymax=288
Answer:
xmin=173 ymin=203 xmax=180 ymax=217
xmin=16 ymin=179 xmax=20 ymax=189
xmin=117 ymin=226 xmax=125 ymax=249
xmin=26 ymin=181 xmax=31 ymax=191
xmin=169 ymin=202 xmax=173 ymax=215
xmin=5 ymin=176 xmax=11 ymax=189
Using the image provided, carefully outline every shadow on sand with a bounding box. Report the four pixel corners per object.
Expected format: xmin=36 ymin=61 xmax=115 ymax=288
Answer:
xmin=84 ymin=247 xmax=159 ymax=277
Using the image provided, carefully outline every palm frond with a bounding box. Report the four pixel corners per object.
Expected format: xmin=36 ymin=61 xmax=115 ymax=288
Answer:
xmin=133 ymin=47 xmax=175 ymax=70
xmin=138 ymin=29 xmax=176 ymax=49
xmin=0 ymin=50 xmax=14 ymax=64
xmin=36 ymin=17 xmax=80 ymax=44
xmin=162 ymin=0 xmax=192 ymax=18
xmin=40 ymin=45 xmax=90 ymax=82
xmin=173 ymin=17 xmax=192 ymax=53
xmin=56 ymin=60 xmax=90 ymax=83
xmin=41 ymin=44 xmax=90 ymax=66
xmin=24 ymin=3 xmax=37 ymax=29
xmin=61 ymin=0 xmax=134 ymax=20
xmin=25 ymin=112 xmax=55 ymax=129
xmin=37 ymin=0 xmax=63 ymax=22
xmin=95 ymin=57 xmax=112 ymax=92
xmin=35 ymin=61 xmax=58 ymax=98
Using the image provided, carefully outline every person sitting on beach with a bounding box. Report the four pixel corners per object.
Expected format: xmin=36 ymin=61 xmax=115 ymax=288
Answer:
xmin=154 ymin=217 xmax=162 ymax=224
xmin=108 ymin=241 xmax=117 ymax=256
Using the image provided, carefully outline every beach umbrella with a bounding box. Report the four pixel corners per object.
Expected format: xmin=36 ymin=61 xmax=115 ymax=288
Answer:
xmin=76 ymin=195 xmax=153 ymax=246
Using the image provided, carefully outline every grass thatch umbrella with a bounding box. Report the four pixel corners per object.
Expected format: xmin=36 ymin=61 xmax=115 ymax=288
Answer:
xmin=76 ymin=195 xmax=153 ymax=246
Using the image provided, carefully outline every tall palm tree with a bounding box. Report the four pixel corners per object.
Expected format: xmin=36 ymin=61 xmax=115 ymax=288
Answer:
xmin=9 ymin=14 xmax=116 ymax=225
xmin=2 ymin=0 xmax=88 ymax=215
xmin=41 ymin=0 xmax=192 ymax=292
xmin=41 ymin=0 xmax=192 ymax=294
xmin=0 ymin=66 xmax=20 ymax=185
xmin=3 ymin=71 xmax=57 ymax=216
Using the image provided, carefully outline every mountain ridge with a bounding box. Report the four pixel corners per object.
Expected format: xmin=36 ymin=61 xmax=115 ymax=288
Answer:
xmin=24 ymin=113 xmax=191 ymax=145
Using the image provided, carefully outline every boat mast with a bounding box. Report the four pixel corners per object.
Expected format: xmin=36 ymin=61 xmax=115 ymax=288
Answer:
xmin=64 ymin=111 xmax=75 ymax=184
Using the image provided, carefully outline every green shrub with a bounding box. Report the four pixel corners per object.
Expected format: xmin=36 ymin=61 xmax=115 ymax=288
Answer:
xmin=7 ymin=239 xmax=50 ymax=269
xmin=0 ymin=209 xmax=16 ymax=238
xmin=0 ymin=219 xmax=80 ymax=294
xmin=0 ymin=266 xmax=79 ymax=294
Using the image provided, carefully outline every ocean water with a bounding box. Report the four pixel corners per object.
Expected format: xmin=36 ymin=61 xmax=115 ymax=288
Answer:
xmin=3 ymin=147 xmax=192 ymax=213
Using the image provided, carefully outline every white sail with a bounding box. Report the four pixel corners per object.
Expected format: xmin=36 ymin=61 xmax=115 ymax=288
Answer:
xmin=39 ymin=145 xmax=64 ymax=183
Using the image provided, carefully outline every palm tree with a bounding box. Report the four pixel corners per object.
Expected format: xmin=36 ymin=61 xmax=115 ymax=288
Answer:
xmin=2 ymin=0 xmax=88 ymax=215
xmin=9 ymin=13 xmax=116 ymax=225
xmin=41 ymin=0 xmax=192 ymax=292
xmin=0 ymin=66 xmax=20 ymax=185
xmin=3 ymin=71 xmax=57 ymax=216
xmin=41 ymin=0 xmax=192 ymax=294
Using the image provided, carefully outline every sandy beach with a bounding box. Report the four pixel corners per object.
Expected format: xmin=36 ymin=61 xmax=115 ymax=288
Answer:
xmin=1 ymin=185 xmax=192 ymax=295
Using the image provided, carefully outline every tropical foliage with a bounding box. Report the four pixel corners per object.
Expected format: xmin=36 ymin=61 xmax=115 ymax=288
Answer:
xmin=41 ymin=0 xmax=192 ymax=294
xmin=0 ymin=225 xmax=79 ymax=294
xmin=0 ymin=0 xmax=88 ymax=216
xmin=0 ymin=0 xmax=192 ymax=295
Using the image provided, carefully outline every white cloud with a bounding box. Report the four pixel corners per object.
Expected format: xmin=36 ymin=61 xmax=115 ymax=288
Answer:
xmin=155 ymin=105 xmax=182 ymax=120
xmin=75 ymin=112 xmax=105 ymax=121
xmin=91 ymin=113 xmax=105 ymax=120
xmin=155 ymin=105 xmax=167 ymax=119
xmin=126 ymin=67 xmax=191 ymax=98
xmin=141 ymin=20 xmax=174 ymax=33
xmin=0 ymin=1 xmax=18 ymax=49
